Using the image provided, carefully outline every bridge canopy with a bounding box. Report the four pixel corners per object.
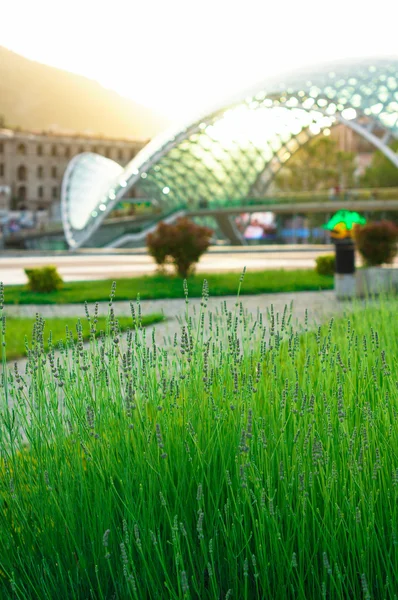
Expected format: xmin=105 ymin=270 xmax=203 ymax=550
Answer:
xmin=61 ymin=58 xmax=398 ymax=248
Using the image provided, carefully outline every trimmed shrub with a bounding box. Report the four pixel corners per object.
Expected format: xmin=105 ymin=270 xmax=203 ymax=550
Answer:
xmin=24 ymin=265 xmax=63 ymax=293
xmin=315 ymin=254 xmax=335 ymax=276
xmin=146 ymin=217 xmax=213 ymax=278
xmin=353 ymin=220 xmax=398 ymax=266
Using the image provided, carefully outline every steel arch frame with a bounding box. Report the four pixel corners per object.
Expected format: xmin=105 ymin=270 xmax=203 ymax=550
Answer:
xmin=61 ymin=59 xmax=398 ymax=248
xmin=250 ymin=104 xmax=398 ymax=198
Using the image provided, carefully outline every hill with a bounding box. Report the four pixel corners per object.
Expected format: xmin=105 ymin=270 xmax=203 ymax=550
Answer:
xmin=0 ymin=46 xmax=169 ymax=140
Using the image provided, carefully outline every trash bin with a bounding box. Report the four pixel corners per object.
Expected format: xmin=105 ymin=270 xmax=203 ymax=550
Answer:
xmin=334 ymin=239 xmax=355 ymax=274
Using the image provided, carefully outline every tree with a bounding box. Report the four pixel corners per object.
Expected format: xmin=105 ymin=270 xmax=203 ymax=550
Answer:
xmin=146 ymin=217 xmax=213 ymax=278
xmin=275 ymin=136 xmax=356 ymax=192
xmin=360 ymin=140 xmax=398 ymax=188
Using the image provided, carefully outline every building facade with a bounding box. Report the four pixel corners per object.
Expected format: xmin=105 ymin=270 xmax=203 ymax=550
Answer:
xmin=0 ymin=129 xmax=146 ymax=219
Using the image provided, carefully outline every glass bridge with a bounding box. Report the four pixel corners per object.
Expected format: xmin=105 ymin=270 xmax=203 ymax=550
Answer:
xmin=61 ymin=58 xmax=398 ymax=248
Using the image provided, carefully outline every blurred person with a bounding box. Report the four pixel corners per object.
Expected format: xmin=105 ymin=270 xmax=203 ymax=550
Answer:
xmin=328 ymin=186 xmax=337 ymax=201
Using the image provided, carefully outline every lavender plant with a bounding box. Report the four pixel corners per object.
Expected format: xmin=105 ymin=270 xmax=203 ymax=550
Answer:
xmin=0 ymin=280 xmax=397 ymax=599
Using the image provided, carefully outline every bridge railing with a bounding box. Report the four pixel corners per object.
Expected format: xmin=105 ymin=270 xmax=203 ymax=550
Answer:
xmin=205 ymin=187 xmax=398 ymax=209
xmin=270 ymin=187 xmax=398 ymax=201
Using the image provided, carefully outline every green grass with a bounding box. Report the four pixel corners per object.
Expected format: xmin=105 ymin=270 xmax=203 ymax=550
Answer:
xmin=3 ymin=269 xmax=333 ymax=304
xmin=2 ymin=312 xmax=164 ymax=361
xmin=0 ymin=284 xmax=397 ymax=599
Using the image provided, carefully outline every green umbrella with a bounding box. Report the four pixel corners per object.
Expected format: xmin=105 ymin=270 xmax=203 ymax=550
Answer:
xmin=323 ymin=210 xmax=366 ymax=231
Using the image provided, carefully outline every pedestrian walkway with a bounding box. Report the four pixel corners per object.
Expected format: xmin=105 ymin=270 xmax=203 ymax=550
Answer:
xmin=6 ymin=290 xmax=343 ymax=349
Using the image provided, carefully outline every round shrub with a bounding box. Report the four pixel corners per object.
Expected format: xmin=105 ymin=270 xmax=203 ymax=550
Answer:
xmin=315 ymin=254 xmax=335 ymax=276
xmin=353 ymin=220 xmax=398 ymax=266
xmin=24 ymin=265 xmax=63 ymax=293
xmin=146 ymin=217 xmax=213 ymax=278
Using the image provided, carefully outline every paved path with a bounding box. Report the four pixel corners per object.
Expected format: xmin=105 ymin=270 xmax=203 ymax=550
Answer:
xmin=5 ymin=291 xmax=344 ymax=371
xmin=1 ymin=290 xmax=350 ymax=445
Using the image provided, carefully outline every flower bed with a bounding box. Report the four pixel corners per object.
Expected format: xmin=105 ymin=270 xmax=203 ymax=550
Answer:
xmin=1 ymin=285 xmax=397 ymax=598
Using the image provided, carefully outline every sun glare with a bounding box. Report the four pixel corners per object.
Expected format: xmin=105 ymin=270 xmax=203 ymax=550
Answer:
xmin=205 ymin=105 xmax=333 ymax=149
xmin=1 ymin=0 xmax=397 ymax=121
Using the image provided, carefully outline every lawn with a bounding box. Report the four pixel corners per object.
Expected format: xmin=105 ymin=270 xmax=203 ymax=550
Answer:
xmin=3 ymin=269 xmax=333 ymax=304
xmin=1 ymin=312 xmax=164 ymax=361
xmin=0 ymin=288 xmax=396 ymax=598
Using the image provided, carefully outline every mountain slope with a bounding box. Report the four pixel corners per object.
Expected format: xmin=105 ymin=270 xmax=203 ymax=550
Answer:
xmin=0 ymin=46 xmax=169 ymax=139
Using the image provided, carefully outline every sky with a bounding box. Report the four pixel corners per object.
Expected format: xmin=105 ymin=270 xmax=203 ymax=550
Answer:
xmin=1 ymin=0 xmax=397 ymax=123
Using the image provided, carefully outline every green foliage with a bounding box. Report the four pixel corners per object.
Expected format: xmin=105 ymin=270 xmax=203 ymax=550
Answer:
xmin=0 ymin=292 xmax=398 ymax=598
xmin=275 ymin=136 xmax=356 ymax=191
xmin=24 ymin=265 xmax=63 ymax=293
xmin=315 ymin=254 xmax=335 ymax=275
xmin=4 ymin=269 xmax=334 ymax=305
xmin=361 ymin=139 xmax=398 ymax=188
xmin=353 ymin=220 xmax=398 ymax=266
xmin=147 ymin=217 xmax=214 ymax=277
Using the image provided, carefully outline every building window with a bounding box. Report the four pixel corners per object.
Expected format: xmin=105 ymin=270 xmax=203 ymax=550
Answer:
xmin=52 ymin=186 xmax=58 ymax=199
xmin=130 ymin=149 xmax=136 ymax=160
xmin=65 ymin=146 xmax=71 ymax=158
xmin=17 ymin=165 xmax=27 ymax=181
xmin=0 ymin=163 xmax=4 ymax=177
xmin=78 ymin=146 xmax=85 ymax=154
xmin=92 ymin=146 xmax=98 ymax=154
xmin=118 ymin=149 xmax=124 ymax=161
xmin=105 ymin=148 xmax=111 ymax=159
xmin=38 ymin=186 xmax=43 ymax=198
xmin=51 ymin=145 xmax=58 ymax=157
xmin=37 ymin=144 xmax=43 ymax=156
xmin=18 ymin=185 xmax=27 ymax=200
xmin=37 ymin=165 xmax=44 ymax=178
xmin=51 ymin=166 xmax=57 ymax=178
xmin=17 ymin=143 xmax=27 ymax=155
xmin=0 ymin=142 xmax=3 ymax=153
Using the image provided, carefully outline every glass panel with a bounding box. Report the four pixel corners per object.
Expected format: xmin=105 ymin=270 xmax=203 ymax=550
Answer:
xmin=61 ymin=59 xmax=398 ymax=249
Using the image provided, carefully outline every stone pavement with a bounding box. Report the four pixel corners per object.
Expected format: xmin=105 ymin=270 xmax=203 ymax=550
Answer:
xmin=6 ymin=290 xmax=344 ymax=352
